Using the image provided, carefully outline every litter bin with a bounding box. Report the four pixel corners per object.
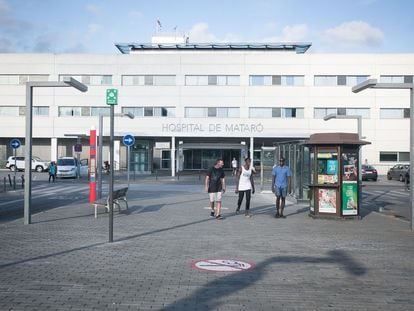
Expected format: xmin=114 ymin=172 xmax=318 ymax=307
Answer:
xmin=305 ymin=133 xmax=370 ymax=219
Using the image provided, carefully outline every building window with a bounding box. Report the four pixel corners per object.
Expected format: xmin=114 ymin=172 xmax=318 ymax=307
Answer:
xmin=380 ymin=108 xmax=410 ymax=119
xmin=58 ymin=107 xmax=82 ymax=116
xmin=379 ymin=152 xmax=409 ymax=162
xmin=185 ymin=75 xmax=240 ymax=86
xmin=314 ymin=108 xmax=370 ymax=118
xmin=122 ymin=75 xmax=176 ymax=86
xmin=59 ymin=75 xmax=112 ymax=85
xmin=122 ymin=107 xmax=175 ymax=117
xmin=91 ymin=107 xmax=110 ymax=116
xmin=249 ymin=75 xmax=304 ymax=86
xmin=249 ymin=107 xmax=304 ymax=118
xmin=18 ymin=75 xmax=49 ymax=84
xmin=0 ymin=75 xmax=20 ymax=85
xmin=380 ymin=75 xmax=413 ymax=83
xmin=0 ymin=75 xmax=46 ymax=85
xmin=185 ymin=107 xmax=240 ymax=118
xmin=33 ymin=106 xmax=49 ymax=116
xmin=0 ymin=106 xmax=19 ymax=116
xmin=314 ymin=75 xmax=369 ymax=86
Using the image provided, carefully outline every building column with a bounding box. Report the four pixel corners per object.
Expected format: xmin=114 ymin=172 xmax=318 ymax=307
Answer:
xmin=114 ymin=140 xmax=120 ymax=170
xmin=171 ymin=136 xmax=175 ymax=177
xmin=51 ymin=137 xmax=58 ymax=161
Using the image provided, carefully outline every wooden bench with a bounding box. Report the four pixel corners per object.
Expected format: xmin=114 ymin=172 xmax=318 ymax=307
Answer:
xmin=93 ymin=187 xmax=129 ymax=218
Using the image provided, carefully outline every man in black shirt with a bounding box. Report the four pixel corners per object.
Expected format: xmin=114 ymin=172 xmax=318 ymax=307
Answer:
xmin=205 ymin=159 xmax=226 ymax=220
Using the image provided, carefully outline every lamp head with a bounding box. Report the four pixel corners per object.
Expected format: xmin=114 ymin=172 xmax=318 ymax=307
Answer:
xmin=352 ymin=79 xmax=377 ymax=93
xmin=323 ymin=113 xmax=337 ymax=121
xmin=123 ymin=112 xmax=135 ymax=119
xmin=62 ymin=77 xmax=88 ymax=92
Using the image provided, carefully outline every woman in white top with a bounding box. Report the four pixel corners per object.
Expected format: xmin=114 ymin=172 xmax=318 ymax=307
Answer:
xmin=235 ymin=158 xmax=255 ymax=217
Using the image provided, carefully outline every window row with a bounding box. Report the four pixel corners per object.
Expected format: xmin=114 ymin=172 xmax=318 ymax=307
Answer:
xmin=59 ymin=75 xmax=112 ymax=85
xmin=185 ymin=107 xmax=240 ymax=118
xmin=379 ymin=151 xmax=410 ymax=162
xmin=1 ymin=74 xmax=413 ymax=86
xmin=250 ymin=75 xmax=304 ymax=86
xmin=249 ymin=107 xmax=304 ymax=118
xmin=122 ymin=106 xmax=175 ymax=117
xmin=0 ymin=75 xmax=49 ymax=85
xmin=314 ymin=75 xmax=369 ymax=86
xmin=122 ymin=75 xmax=176 ymax=86
xmin=0 ymin=106 xmax=410 ymax=119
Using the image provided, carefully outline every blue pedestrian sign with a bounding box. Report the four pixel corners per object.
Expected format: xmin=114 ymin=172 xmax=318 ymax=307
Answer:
xmin=10 ymin=139 xmax=21 ymax=149
xmin=122 ymin=134 xmax=135 ymax=146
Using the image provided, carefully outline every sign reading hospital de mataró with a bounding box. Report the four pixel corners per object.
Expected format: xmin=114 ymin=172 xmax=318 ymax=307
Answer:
xmin=162 ymin=123 xmax=264 ymax=134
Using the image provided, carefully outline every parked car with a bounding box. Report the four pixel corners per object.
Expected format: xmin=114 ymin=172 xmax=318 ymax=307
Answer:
xmin=56 ymin=157 xmax=88 ymax=178
xmin=387 ymin=164 xmax=410 ymax=182
xmin=361 ymin=164 xmax=378 ymax=181
xmin=6 ymin=156 xmax=49 ymax=172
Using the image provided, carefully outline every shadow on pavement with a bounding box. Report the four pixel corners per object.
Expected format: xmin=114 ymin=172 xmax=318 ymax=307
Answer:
xmin=164 ymin=250 xmax=367 ymax=311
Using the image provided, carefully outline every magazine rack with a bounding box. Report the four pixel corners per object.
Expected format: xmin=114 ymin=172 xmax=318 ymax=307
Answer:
xmin=305 ymin=133 xmax=370 ymax=219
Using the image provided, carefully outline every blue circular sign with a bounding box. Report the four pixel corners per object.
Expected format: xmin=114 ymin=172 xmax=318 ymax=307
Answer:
xmin=123 ymin=134 xmax=135 ymax=146
xmin=10 ymin=139 xmax=21 ymax=149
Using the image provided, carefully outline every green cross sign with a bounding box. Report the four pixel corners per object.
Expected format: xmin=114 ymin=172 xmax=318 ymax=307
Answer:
xmin=106 ymin=89 xmax=118 ymax=105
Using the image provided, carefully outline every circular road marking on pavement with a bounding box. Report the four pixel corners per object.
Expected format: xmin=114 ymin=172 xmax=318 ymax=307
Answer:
xmin=192 ymin=259 xmax=255 ymax=272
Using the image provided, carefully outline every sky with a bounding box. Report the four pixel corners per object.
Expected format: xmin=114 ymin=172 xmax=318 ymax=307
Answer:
xmin=0 ymin=0 xmax=413 ymax=54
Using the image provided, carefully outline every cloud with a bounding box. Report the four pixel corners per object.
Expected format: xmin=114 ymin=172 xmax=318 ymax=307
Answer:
xmin=0 ymin=0 xmax=10 ymax=13
xmin=87 ymin=23 xmax=101 ymax=36
xmin=323 ymin=21 xmax=383 ymax=47
xmin=128 ymin=10 xmax=143 ymax=19
xmin=188 ymin=22 xmax=240 ymax=43
xmin=261 ymin=24 xmax=308 ymax=43
xmin=32 ymin=33 xmax=58 ymax=53
xmin=188 ymin=23 xmax=217 ymax=42
xmin=0 ymin=36 xmax=15 ymax=52
xmin=85 ymin=4 xmax=101 ymax=15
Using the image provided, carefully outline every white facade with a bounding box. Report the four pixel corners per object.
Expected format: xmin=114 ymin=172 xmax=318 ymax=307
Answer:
xmin=0 ymin=48 xmax=413 ymax=174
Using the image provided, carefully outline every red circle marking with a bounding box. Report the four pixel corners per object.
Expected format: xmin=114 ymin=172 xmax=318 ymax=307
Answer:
xmin=191 ymin=259 xmax=255 ymax=272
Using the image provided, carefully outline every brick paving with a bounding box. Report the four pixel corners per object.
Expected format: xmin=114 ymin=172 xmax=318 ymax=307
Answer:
xmin=0 ymin=178 xmax=413 ymax=310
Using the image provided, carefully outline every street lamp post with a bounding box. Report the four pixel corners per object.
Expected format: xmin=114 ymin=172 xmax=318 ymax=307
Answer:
xmin=352 ymin=78 xmax=414 ymax=231
xmin=97 ymin=112 xmax=134 ymax=199
xmin=24 ymin=78 xmax=87 ymax=225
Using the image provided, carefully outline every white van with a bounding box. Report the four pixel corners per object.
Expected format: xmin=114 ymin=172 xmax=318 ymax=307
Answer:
xmin=56 ymin=157 xmax=88 ymax=178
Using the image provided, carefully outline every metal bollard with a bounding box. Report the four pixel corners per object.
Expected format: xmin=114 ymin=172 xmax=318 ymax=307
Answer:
xmin=13 ymin=175 xmax=16 ymax=190
xmin=8 ymin=174 xmax=12 ymax=187
xmin=3 ymin=177 xmax=6 ymax=192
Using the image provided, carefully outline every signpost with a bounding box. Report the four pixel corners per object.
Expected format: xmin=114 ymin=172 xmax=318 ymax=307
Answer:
xmin=107 ymin=89 xmax=118 ymax=243
xmin=10 ymin=139 xmax=21 ymax=177
xmin=122 ymin=134 xmax=135 ymax=188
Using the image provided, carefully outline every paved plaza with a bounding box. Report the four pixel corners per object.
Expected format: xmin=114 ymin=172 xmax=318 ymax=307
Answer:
xmin=0 ymin=176 xmax=413 ymax=310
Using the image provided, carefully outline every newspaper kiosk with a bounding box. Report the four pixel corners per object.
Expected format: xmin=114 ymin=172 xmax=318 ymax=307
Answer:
xmin=306 ymin=133 xmax=370 ymax=219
